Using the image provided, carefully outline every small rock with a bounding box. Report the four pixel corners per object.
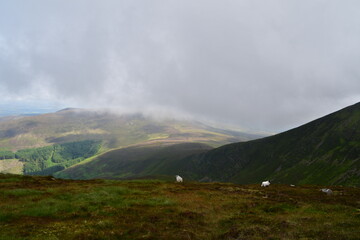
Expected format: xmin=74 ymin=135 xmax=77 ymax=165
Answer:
xmin=199 ymin=176 xmax=212 ymax=182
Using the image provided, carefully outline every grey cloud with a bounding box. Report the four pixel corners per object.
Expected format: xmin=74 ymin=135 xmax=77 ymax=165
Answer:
xmin=0 ymin=0 xmax=359 ymax=132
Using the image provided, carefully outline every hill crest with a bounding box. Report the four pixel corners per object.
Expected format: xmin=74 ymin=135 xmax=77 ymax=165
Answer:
xmin=176 ymin=102 xmax=360 ymax=186
xmin=57 ymin=102 xmax=360 ymax=186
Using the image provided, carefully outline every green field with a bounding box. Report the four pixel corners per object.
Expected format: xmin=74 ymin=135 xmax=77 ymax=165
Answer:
xmin=0 ymin=174 xmax=359 ymax=239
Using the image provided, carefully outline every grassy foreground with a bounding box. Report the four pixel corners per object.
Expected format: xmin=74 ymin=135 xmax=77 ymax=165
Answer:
xmin=0 ymin=174 xmax=359 ymax=240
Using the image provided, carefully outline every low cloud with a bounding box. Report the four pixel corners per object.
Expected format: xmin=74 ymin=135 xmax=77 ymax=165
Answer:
xmin=0 ymin=0 xmax=359 ymax=132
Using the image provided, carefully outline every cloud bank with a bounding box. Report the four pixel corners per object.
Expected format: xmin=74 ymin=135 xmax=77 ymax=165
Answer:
xmin=0 ymin=0 xmax=359 ymax=131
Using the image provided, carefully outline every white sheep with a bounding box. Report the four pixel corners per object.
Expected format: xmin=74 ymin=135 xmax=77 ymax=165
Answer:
xmin=320 ymin=188 xmax=333 ymax=195
xmin=261 ymin=180 xmax=270 ymax=187
xmin=175 ymin=175 xmax=183 ymax=183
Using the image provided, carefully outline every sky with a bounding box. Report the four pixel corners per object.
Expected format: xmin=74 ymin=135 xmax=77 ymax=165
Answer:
xmin=0 ymin=0 xmax=359 ymax=132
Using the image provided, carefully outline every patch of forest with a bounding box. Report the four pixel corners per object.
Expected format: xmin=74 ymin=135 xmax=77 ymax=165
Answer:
xmin=0 ymin=140 xmax=101 ymax=175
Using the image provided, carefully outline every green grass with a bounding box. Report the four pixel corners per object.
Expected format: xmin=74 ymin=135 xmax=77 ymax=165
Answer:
xmin=0 ymin=174 xmax=359 ymax=239
xmin=1 ymin=188 xmax=44 ymax=197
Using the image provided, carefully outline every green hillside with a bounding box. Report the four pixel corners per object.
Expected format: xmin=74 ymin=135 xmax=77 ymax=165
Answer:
xmin=0 ymin=108 xmax=260 ymax=176
xmin=2 ymin=103 xmax=358 ymax=186
xmin=1 ymin=174 xmax=359 ymax=239
xmin=55 ymin=103 xmax=360 ymax=186
xmin=0 ymin=108 xmax=261 ymax=152
xmin=55 ymin=142 xmax=212 ymax=179
xmin=176 ymin=102 xmax=360 ymax=186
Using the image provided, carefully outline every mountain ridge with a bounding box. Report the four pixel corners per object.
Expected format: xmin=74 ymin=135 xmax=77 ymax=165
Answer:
xmin=175 ymin=102 xmax=360 ymax=185
xmin=56 ymin=102 xmax=360 ymax=186
xmin=0 ymin=108 xmax=263 ymax=151
xmin=0 ymin=108 xmax=262 ymax=176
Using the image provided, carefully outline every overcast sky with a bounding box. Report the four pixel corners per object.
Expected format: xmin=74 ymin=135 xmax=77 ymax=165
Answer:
xmin=0 ymin=0 xmax=359 ymax=132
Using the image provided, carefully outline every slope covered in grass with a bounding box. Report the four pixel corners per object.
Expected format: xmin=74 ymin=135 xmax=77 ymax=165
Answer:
xmin=55 ymin=103 xmax=360 ymax=186
xmin=0 ymin=108 xmax=264 ymax=177
xmin=0 ymin=108 xmax=262 ymax=151
xmin=0 ymin=174 xmax=359 ymax=240
xmin=177 ymin=102 xmax=360 ymax=186
xmin=55 ymin=142 xmax=212 ymax=179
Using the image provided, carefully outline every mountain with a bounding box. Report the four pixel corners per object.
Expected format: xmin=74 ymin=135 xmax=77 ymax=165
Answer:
xmin=58 ymin=103 xmax=360 ymax=186
xmin=175 ymin=102 xmax=360 ymax=186
xmin=0 ymin=108 xmax=263 ymax=176
xmin=55 ymin=142 xmax=212 ymax=179
xmin=0 ymin=108 xmax=262 ymax=151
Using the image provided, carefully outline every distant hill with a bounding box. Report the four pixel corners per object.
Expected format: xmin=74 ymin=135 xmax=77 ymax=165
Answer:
xmin=175 ymin=102 xmax=360 ymax=186
xmin=5 ymin=103 xmax=357 ymax=186
xmin=57 ymin=103 xmax=360 ymax=186
xmin=0 ymin=108 xmax=263 ymax=176
xmin=0 ymin=108 xmax=262 ymax=151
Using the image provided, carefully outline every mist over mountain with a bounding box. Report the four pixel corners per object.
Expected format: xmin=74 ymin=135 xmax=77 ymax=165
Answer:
xmin=1 ymin=1 xmax=360 ymax=132
xmin=0 ymin=1 xmax=359 ymax=187
xmin=0 ymin=108 xmax=263 ymax=176
xmin=55 ymin=103 xmax=360 ymax=186
xmin=0 ymin=108 xmax=262 ymax=151
xmin=1 ymin=2 xmax=360 ymax=238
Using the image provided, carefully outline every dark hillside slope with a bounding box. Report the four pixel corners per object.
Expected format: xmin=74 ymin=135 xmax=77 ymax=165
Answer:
xmin=56 ymin=142 xmax=212 ymax=179
xmin=178 ymin=102 xmax=360 ymax=186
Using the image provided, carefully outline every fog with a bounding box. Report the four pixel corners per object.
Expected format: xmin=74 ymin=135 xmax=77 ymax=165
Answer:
xmin=1 ymin=0 xmax=359 ymax=132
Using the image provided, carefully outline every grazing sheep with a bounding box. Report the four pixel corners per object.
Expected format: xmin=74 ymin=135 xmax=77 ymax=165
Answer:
xmin=320 ymin=188 xmax=333 ymax=195
xmin=176 ymin=175 xmax=183 ymax=183
xmin=261 ymin=180 xmax=270 ymax=187
xmin=290 ymin=184 xmax=295 ymax=187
